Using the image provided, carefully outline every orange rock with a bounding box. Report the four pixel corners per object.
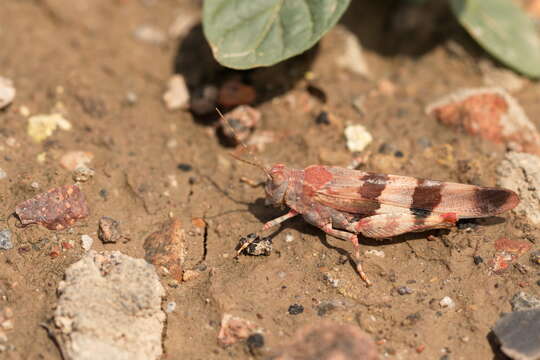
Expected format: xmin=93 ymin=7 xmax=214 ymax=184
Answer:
xmin=15 ymin=185 xmax=89 ymax=230
xmin=143 ymin=218 xmax=186 ymax=282
xmin=218 ymin=79 xmax=256 ymax=107
xmin=427 ymin=88 xmax=540 ymax=155
xmin=273 ymin=321 xmax=378 ymax=360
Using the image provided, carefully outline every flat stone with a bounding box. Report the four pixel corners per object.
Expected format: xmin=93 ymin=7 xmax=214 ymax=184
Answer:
xmin=53 ymin=251 xmax=165 ymax=360
xmin=493 ymin=309 xmax=540 ymax=360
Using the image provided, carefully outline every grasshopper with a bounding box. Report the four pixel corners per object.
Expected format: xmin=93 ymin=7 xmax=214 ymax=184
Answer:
xmin=220 ymin=111 xmax=520 ymax=285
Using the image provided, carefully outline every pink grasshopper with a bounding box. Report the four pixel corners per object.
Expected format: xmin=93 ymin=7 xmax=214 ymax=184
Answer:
xmin=236 ymin=160 xmax=519 ymax=285
xmin=219 ymin=110 xmax=520 ymax=285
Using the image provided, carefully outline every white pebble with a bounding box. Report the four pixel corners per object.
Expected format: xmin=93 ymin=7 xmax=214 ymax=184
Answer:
xmin=0 ymin=76 xmax=15 ymax=109
xmin=365 ymin=249 xmax=385 ymax=258
xmin=439 ymin=296 xmax=455 ymax=308
xmin=81 ymin=235 xmax=93 ymax=251
xmin=163 ymin=75 xmax=190 ymax=111
xmin=336 ymin=29 xmax=370 ymax=77
xmin=168 ymin=12 xmax=199 ymax=38
xmin=27 ymin=113 xmax=71 ymax=143
xmin=285 ymin=234 xmax=294 ymax=243
xmin=0 ymin=168 xmax=6 ymax=180
xmin=133 ymin=25 xmax=166 ymax=45
xmin=344 ymin=124 xmax=372 ymax=152
xmin=166 ymin=301 xmax=176 ymax=313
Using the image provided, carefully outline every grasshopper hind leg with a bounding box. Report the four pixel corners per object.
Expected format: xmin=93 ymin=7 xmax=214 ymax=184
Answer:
xmin=321 ymin=224 xmax=372 ymax=286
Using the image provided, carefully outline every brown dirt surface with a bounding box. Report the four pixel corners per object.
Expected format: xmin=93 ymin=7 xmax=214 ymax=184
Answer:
xmin=0 ymin=1 xmax=539 ymax=359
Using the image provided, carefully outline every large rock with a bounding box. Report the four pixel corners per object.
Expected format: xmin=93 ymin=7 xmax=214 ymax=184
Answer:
xmin=497 ymin=152 xmax=540 ymax=227
xmin=53 ymin=251 xmax=166 ymax=360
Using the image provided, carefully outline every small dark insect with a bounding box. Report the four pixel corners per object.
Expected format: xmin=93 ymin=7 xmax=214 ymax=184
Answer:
xmin=236 ymin=233 xmax=272 ymax=256
xmin=15 ymin=184 xmax=89 ymax=230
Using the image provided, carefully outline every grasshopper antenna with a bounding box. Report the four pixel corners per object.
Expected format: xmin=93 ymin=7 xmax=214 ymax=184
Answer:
xmin=216 ymin=108 xmax=271 ymax=179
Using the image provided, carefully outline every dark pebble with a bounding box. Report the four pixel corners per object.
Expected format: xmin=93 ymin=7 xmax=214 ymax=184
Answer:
xmin=531 ymin=250 xmax=540 ymax=265
xmin=440 ymin=355 xmax=450 ymax=360
xmin=177 ymin=163 xmax=193 ymax=172
xmin=378 ymin=143 xmax=396 ymax=154
xmin=536 ymin=280 xmax=540 ymax=287
xmin=307 ymin=84 xmax=327 ymax=103
xmin=394 ymin=150 xmax=404 ymax=158
xmin=473 ymin=256 xmax=484 ymax=265
xmin=315 ymin=111 xmax=330 ymax=125
xmin=246 ymin=333 xmax=264 ymax=352
xmin=317 ymin=302 xmax=336 ymax=316
xmin=493 ymin=309 xmax=540 ymax=360
xmin=397 ymin=286 xmax=413 ymax=295
xmin=99 ymin=189 xmax=108 ymax=200
xmin=288 ymin=304 xmax=304 ymax=315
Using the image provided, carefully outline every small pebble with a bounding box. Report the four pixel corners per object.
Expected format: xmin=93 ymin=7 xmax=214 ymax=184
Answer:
xmin=99 ymin=189 xmax=108 ymax=200
xmin=133 ymin=24 xmax=166 ymax=45
xmin=473 ymin=255 xmax=484 ymax=265
xmin=1 ymin=320 xmax=13 ymax=331
xmin=81 ymin=235 xmax=93 ymax=251
xmin=219 ymin=105 xmax=260 ymax=145
xmin=27 ymin=113 xmax=71 ymax=143
xmin=125 ymin=91 xmax=138 ymax=105
xmin=246 ymin=333 xmax=264 ymax=353
xmin=394 ymin=150 xmax=404 ymax=158
xmin=177 ymin=163 xmax=192 ymax=172
xmin=510 ymin=291 xmax=540 ymax=311
xmin=285 ymin=234 xmax=294 ymax=243
xmin=365 ymin=249 xmax=385 ymax=258
xmin=163 ymin=74 xmax=190 ymax=111
xmin=0 ymin=76 xmax=15 ymax=109
xmin=315 ymin=111 xmax=330 ymax=125
xmin=0 ymin=230 xmax=13 ymax=250
xmin=336 ymin=29 xmax=370 ymax=77
xmin=166 ymin=301 xmax=176 ymax=313
xmin=531 ymin=250 xmax=540 ymax=265
xmin=439 ymin=296 xmax=455 ymax=308
xmin=0 ymin=168 xmax=6 ymax=180
xmin=73 ymin=166 xmax=95 ymax=182
xmin=288 ymin=304 xmax=304 ymax=315
xmin=98 ymin=216 xmax=124 ymax=243
xmin=60 ymin=151 xmax=94 ymax=171
xmin=345 ymin=124 xmax=372 ymax=152
xmin=397 ymin=286 xmax=413 ymax=295
xmin=19 ymin=105 xmax=30 ymax=117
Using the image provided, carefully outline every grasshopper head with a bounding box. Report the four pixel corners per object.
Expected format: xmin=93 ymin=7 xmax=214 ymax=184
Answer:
xmin=264 ymin=164 xmax=289 ymax=207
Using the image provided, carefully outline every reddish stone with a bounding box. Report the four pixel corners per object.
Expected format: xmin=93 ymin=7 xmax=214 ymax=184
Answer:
xmin=15 ymin=185 xmax=89 ymax=230
xmin=427 ymin=88 xmax=540 ymax=155
xmin=143 ymin=218 xmax=185 ymax=282
xmin=218 ymin=105 xmax=260 ymax=145
xmin=491 ymin=238 xmax=532 ymax=274
xmin=217 ymin=314 xmax=261 ymax=347
xmin=274 ymin=321 xmax=378 ymax=360
xmin=218 ymin=79 xmax=256 ymax=107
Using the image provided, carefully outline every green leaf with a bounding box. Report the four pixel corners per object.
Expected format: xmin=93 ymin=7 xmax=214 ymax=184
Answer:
xmin=203 ymin=0 xmax=350 ymax=69
xmin=451 ymin=0 xmax=540 ymax=78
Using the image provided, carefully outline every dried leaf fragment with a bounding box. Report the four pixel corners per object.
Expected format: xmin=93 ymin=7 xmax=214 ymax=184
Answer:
xmin=15 ymin=185 xmax=89 ymax=230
